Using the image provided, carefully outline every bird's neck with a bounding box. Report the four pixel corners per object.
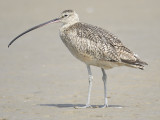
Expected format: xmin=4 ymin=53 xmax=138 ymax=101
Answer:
xmin=61 ymin=20 xmax=79 ymax=30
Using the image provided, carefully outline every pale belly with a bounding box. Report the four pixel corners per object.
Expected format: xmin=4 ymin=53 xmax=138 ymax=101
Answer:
xmin=65 ymin=45 xmax=122 ymax=69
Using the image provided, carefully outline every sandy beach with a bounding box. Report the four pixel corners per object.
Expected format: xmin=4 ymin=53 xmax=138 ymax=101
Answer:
xmin=0 ymin=0 xmax=160 ymax=120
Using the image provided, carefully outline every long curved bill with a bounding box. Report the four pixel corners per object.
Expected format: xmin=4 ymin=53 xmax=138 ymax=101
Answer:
xmin=8 ymin=18 xmax=60 ymax=48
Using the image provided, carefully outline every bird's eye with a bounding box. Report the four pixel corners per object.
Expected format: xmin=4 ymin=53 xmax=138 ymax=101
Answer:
xmin=64 ymin=14 xmax=68 ymax=17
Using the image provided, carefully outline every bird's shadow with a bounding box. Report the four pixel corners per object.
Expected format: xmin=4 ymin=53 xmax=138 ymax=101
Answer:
xmin=38 ymin=103 xmax=125 ymax=108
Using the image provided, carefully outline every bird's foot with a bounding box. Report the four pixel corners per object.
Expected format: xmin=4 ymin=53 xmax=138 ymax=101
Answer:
xmin=100 ymin=104 xmax=109 ymax=108
xmin=74 ymin=104 xmax=92 ymax=109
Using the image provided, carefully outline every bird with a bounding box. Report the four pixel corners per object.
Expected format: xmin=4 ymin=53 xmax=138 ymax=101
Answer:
xmin=8 ymin=10 xmax=148 ymax=108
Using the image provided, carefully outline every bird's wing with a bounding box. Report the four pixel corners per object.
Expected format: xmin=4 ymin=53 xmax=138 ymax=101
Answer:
xmin=65 ymin=22 xmax=121 ymax=62
xmin=82 ymin=23 xmax=139 ymax=61
xmin=90 ymin=23 xmax=148 ymax=67
xmin=66 ymin=22 xmax=147 ymax=65
xmin=64 ymin=22 xmax=147 ymax=69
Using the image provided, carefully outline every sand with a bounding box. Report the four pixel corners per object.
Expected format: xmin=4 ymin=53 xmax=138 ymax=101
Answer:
xmin=0 ymin=0 xmax=160 ymax=120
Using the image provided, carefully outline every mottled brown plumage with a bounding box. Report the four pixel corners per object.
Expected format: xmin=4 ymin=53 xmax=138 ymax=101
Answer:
xmin=8 ymin=10 xmax=148 ymax=108
xmin=60 ymin=22 xmax=147 ymax=70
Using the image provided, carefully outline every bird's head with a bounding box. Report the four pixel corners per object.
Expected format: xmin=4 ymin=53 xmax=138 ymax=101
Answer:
xmin=59 ymin=10 xmax=79 ymax=24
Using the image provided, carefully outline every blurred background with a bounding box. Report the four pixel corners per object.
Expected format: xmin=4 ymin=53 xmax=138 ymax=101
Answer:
xmin=0 ymin=0 xmax=160 ymax=120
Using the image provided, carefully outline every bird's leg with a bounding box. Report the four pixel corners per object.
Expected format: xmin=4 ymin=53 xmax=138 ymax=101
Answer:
xmin=101 ymin=68 xmax=108 ymax=108
xmin=75 ymin=64 xmax=93 ymax=109
xmin=85 ymin=64 xmax=93 ymax=107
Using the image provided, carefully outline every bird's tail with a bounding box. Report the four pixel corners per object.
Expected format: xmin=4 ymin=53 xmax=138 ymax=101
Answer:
xmin=121 ymin=59 xmax=148 ymax=70
xmin=134 ymin=59 xmax=148 ymax=70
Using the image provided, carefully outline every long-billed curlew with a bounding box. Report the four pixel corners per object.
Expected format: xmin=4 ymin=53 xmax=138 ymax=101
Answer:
xmin=8 ymin=10 xmax=148 ymax=108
